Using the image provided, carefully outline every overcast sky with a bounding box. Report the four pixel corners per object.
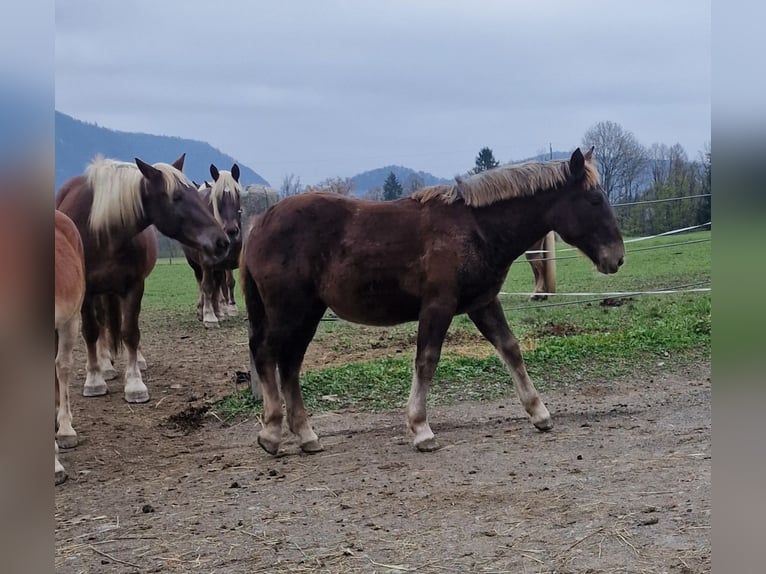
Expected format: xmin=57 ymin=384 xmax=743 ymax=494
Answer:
xmin=55 ymin=0 xmax=710 ymax=187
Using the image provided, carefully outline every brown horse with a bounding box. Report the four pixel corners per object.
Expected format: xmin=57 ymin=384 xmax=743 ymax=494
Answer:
xmin=55 ymin=210 xmax=85 ymax=485
xmin=183 ymin=164 xmax=243 ymax=328
xmin=526 ymin=231 xmax=557 ymax=300
xmin=242 ymin=147 xmax=624 ymax=454
xmin=56 ymin=154 xmax=229 ymax=403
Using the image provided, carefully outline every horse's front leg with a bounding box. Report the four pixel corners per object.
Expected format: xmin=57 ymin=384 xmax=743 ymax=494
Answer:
xmin=407 ymin=302 xmax=454 ymax=452
xmin=200 ymin=268 xmax=220 ymax=328
xmin=468 ymin=298 xmax=552 ymax=430
xmin=55 ymin=316 xmax=79 ymax=449
xmin=226 ymin=270 xmax=238 ymax=316
xmin=121 ymin=282 xmax=149 ymax=403
xmin=82 ymin=295 xmax=108 ymax=397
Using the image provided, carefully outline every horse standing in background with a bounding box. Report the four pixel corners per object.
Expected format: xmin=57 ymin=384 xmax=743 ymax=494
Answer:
xmin=183 ymin=164 xmax=243 ymax=328
xmin=54 ymin=210 xmax=85 ymax=484
xmin=56 ymin=154 xmax=229 ymax=403
xmin=526 ymin=231 xmax=557 ymax=300
xmin=242 ymin=147 xmax=624 ymax=455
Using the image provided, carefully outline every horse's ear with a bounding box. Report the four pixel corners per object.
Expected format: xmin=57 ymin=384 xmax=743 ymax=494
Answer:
xmin=192 ymin=180 xmax=200 ymax=188
xmin=205 ymin=181 xmax=212 ymax=189
xmin=584 ymin=145 xmax=595 ymax=161
xmin=171 ymin=153 xmax=186 ymax=171
xmin=569 ymin=148 xmax=585 ymax=180
xmin=231 ymin=164 xmax=240 ymax=182
xmin=135 ymin=158 xmax=162 ymax=181
xmin=210 ymin=164 xmax=220 ymax=182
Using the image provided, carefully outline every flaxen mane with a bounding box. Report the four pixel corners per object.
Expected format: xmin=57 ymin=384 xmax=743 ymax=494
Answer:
xmin=87 ymin=156 xmax=191 ymax=235
xmin=208 ymin=170 xmax=242 ymax=225
xmin=411 ymin=158 xmax=600 ymax=207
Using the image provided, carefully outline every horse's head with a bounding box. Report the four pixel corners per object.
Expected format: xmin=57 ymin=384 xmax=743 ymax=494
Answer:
xmin=548 ymin=147 xmax=625 ymax=274
xmin=136 ymin=154 xmax=229 ymax=264
xmin=209 ymin=163 xmax=243 ymax=247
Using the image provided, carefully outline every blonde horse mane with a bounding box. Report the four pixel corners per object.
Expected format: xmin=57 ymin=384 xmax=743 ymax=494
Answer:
xmin=87 ymin=155 xmax=191 ymax=236
xmin=411 ymin=155 xmax=600 ymax=207
xmin=208 ymin=170 xmax=242 ymax=225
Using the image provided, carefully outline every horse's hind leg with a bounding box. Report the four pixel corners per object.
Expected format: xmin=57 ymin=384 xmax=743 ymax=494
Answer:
xmin=407 ymin=303 xmax=453 ymax=452
xmin=277 ymin=307 xmax=326 ymax=454
xmin=468 ymin=298 xmax=552 ymax=431
xmin=55 ymin=316 xmax=79 ymax=449
xmin=82 ymin=297 xmax=108 ymax=397
xmin=121 ymin=282 xmax=149 ymax=403
xmin=96 ymin=321 xmax=118 ymax=380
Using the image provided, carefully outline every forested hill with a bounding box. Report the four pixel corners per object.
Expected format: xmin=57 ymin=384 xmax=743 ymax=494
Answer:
xmin=55 ymin=111 xmax=269 ymax=190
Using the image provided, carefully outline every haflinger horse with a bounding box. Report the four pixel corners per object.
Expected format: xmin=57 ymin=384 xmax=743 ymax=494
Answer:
xmin=183 ymin=164 xmax=243 ymax=328
xmin=56 ymin=154 xmax=229 ymax=403
xmin=526 ymin=231 xmax=557 ymax=300
xmin=55 ymin=210 xmax=85 ymax=485
xmin=242 ymin=147 xmax=624 ymax=454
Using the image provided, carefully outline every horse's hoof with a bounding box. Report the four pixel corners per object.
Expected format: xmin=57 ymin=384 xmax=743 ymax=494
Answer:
xmin=203 ymin=320 xmax=220 ymax=329
xmin=55 ymin=469 xmax=68 ymax=485
xmin=414 ymin=437 xmax=441 ymax=452
xmin=533 ymin=417 xmax=554 ymax=432
xmin=56 ymin=434 xmax=78 ymax=450
xmin=125 ymin=389 xmax=150 ymax=403
xmin=257 ymin=433 xmax=281 ymax=456
xmin=227 ymin=306 xmax=238 ymax=317
xmin=530 ymin=294 xmax=548 ymax=301
xmin=300 ymin=440 xmax=324 ymax=454
xmin=83 ymin=382 xmax=107 ymax=397
xmin=102 ymin=367 xmax=118 ymax=381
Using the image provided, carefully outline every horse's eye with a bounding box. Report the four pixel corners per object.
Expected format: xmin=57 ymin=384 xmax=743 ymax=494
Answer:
xmin=588 ymin=193 xmax=604 ymax=206
xmin=173 ymin=190 xmax=184 ymax=203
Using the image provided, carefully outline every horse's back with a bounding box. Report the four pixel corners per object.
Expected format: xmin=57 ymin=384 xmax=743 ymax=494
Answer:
xmin=245 ymin=193 xmax=432 ymax=324
xmin=54 ymin=210 xmax=85 ymax=325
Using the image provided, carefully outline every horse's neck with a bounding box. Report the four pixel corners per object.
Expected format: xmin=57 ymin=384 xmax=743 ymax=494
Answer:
xmin=472 ymin=196 xmax=552 ymax=266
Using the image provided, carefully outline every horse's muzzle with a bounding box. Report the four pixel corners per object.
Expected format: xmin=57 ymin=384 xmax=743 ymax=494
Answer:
xmin=212 ymin=236 xmax=230 ymax=260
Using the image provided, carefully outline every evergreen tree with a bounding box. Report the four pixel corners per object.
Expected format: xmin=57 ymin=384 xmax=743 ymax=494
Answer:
xmin=472 ymin=147 xmax=499 ymax=173
xmin=382 ymin=172 xmax=403 ymax=201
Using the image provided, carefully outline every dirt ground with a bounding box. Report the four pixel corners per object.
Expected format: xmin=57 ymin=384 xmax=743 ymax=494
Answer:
xmin=55 ymin=314 xmax=711 ymax=573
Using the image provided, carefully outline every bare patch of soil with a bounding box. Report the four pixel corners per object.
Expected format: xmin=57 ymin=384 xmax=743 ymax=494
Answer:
xmin=55 ymin=311 xmax=710 ymax=573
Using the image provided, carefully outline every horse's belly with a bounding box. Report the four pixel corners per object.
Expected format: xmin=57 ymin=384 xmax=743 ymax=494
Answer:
xmin=324 ymin=287 xmax=420 ymax=326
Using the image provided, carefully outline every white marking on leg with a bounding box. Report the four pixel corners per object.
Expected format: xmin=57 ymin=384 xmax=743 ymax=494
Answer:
xmin=137 ymin=347 xmax=147 ymax=370
xmin=83 ymin=342 xmax=108 ymax=397
xmin=96 ymin=335 xmax=118 ymax=380
xmin=124 ymin=346 xmax=149 ymax=403
xmin=202 ymin=290 xmax=219 ymax=328
xmin=55 ymin=440 xmax=67 ymax=485
xmin=497 ymin=349 xmax=551 ymax=429
xmin=406 ymin=363 xmax=436 ymax=449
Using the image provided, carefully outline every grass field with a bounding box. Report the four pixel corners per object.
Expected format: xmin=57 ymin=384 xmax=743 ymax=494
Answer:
xmin=144 ymin=230 xmax=711 ymax=416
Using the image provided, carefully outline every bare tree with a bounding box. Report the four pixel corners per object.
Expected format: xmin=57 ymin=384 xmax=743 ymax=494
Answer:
xmin=280 ymin=173 xmax=303 ymax=198
xmin=364 ymin=187 xmax=383 ymax=201
xmin=304 ymin=176 xmax=354 ymax=196
xmin=403 ymin=173 xmax=425 ymax=196
xmin=582 ymin=121 xmax=648 ymax=202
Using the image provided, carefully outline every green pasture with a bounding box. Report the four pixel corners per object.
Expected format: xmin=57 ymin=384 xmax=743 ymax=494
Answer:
xmin=143 ymin=231 xmax=711 ymax=416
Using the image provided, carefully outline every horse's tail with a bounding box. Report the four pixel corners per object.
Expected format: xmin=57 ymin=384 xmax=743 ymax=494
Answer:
xmin=241 ymin=251 xmax=265 ymax=401
xmin=542 ymin=231 xmax=556 ymax=294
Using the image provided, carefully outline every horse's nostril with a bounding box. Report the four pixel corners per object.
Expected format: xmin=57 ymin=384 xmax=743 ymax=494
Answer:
xmin=226 ymin=227 xmax=239 ymax=238
xmin=618 ymin=256 xmax=624 ymax=267
xmin=215 ymin=237 xmax=230 ymax=256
